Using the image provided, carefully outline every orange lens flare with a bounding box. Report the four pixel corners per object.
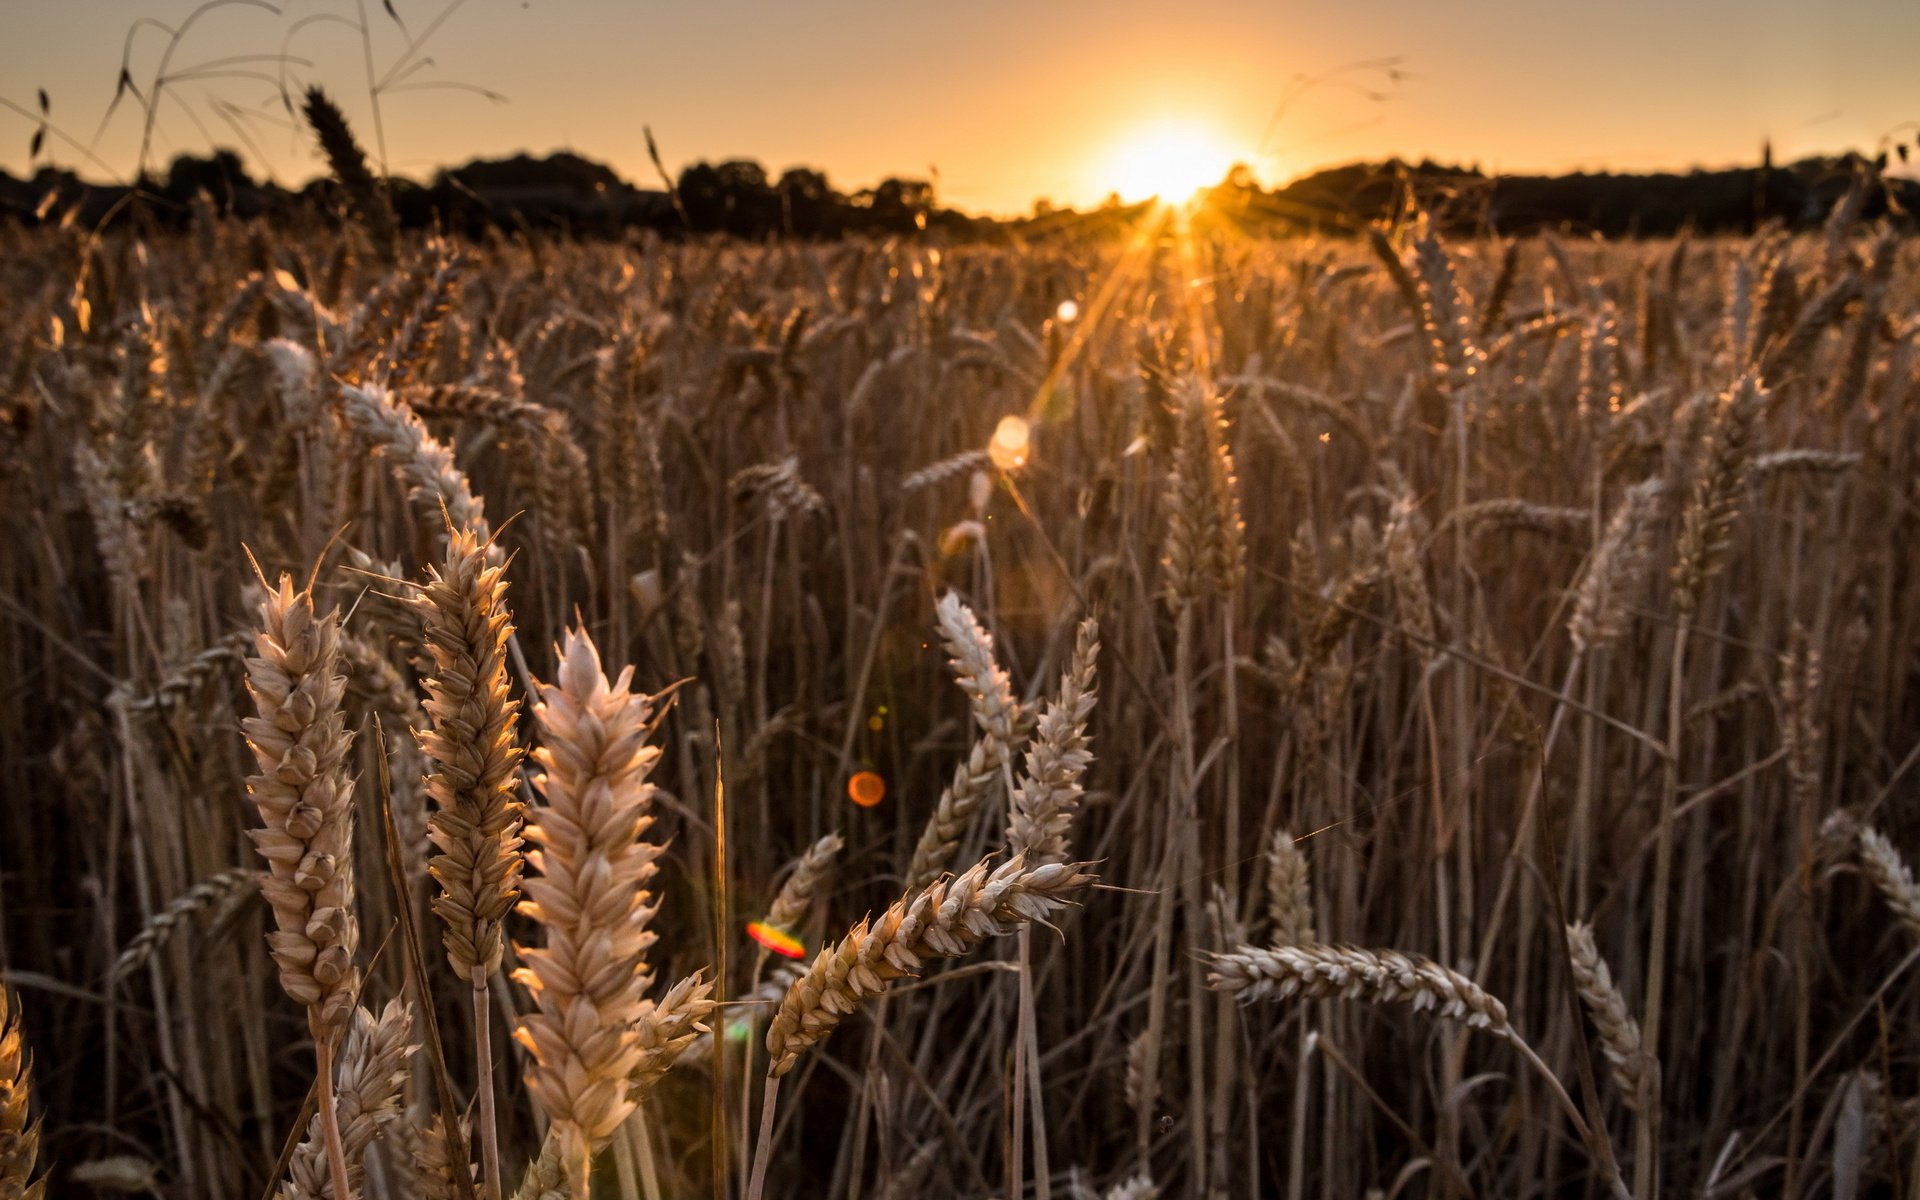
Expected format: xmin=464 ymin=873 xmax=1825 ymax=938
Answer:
xmin=988 ymin=415 xmax=1030 ymax=472
xmin=847 ymin=770 xmax=887 ymax=808
xmin=746 ymin=921 xmax=805 ymax=959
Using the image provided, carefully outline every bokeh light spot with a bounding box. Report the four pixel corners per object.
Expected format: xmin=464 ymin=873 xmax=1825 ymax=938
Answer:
xmin=848 ymin=770 xmax=887 ymax=808
xmin=989 ymin=415 xmax=1030 ymax=472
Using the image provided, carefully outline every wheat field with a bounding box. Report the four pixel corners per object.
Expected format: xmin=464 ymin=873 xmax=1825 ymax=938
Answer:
xmin=0 ymin=120 xmax=1917 ymax=1200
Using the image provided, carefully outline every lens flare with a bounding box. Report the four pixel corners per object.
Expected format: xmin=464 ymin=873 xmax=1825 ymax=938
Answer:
xmin=989 ymin=415 xmax=1030 ymax=472
xmin=847 ymin=770 xmax=887 ymax=808
xmin=1105 ymin=120 xmax=1237 ymax=203
xmin=746 ymin=921 xmax=806 ymax=959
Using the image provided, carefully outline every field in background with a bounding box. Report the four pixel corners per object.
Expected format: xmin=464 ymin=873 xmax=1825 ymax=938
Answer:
xmin=0 ymin=177 xmax=1916 ymax=1200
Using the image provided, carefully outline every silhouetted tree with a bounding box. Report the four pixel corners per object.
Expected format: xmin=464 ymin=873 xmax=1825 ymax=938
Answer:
xmin=678 ymin=158 xmax=780 ymax=236
xmin=862 ymin=177 xmax=933 ymax=231
xmin=161 ymin=149 xmax=253 ymax=209
xmin=778 ymin=167 xmax=838 ymax=237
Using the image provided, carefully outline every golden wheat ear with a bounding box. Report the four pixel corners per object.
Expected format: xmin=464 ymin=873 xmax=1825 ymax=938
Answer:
xmin=413 ymin=522 xmax=525 ymax=1196
xmin=0 ymin=985 xmax=46 ymax=1200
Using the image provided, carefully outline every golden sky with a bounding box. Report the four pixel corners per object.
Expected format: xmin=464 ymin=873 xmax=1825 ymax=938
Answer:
xmin=3 ymin=0 xmax=1917 ymax=215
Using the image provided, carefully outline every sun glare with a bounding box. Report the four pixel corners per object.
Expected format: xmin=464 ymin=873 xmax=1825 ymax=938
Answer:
xmin=1105 ymin=121 xmax=1238 ymax=204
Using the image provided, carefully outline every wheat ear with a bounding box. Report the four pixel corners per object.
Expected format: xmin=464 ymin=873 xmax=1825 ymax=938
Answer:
xmin=1007 ymin=614 xmax=1100 ymax=865
xmin=0 ymin=987 xmax=44 ymax=1200
xmin=301 ymin=87 xmax=397 ymax=262
xmin=1207 ymin=940 xmax=1625 ymax=1195
xmin=1671 ymin=375 xmax=1765 ymax=619
xmin=1264 ymin=830 xmax=1315 ymax=947
xmin=110 ymin=866 xmax=255 ymax=983
xmin=906 ymin=594 xmax=1021 ymax=891
xmin=512 ymin=627 xmax=672 ymax=1173
xmin=1857 ymin=828 xmax=1920 ymax=941
xmin=627 ymin=972 xmax=718 ymax=1101
xmin=1569 ymin=479 xmax=1663 ymax=655
xmin=415 ymin=525 xmax=524 ymax=1197
xmin=1209 ymin=943 xmax=1509 ymax=1030
xmin=278 ymin=999 xmax=417 ymax=1200
xmin=404 ymin=1114 xmax=470 ymax=1200
xmin=342 ymin=383 xmax=491 ymax=549
xmin=1565 ymin=923 xmax=1658 ymax=1115
xmin=764 ymin=833 xmax=846 ymax=935
xmin=765 ymin=855 xmax=1095 ymax=1077
xmin=512 ymin=1132 xmax=570 ymax=1200
xmin=243 ymin=574 xmax=362 ymax=1200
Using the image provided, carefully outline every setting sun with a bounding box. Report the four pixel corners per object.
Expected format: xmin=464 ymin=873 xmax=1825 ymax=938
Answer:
xmin=1104 ymin=120 xmax=1239 ymax=203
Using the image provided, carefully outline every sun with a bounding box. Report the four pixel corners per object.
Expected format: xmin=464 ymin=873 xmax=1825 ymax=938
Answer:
xmin=1105 ymin=120 xmax=1238 ymax=204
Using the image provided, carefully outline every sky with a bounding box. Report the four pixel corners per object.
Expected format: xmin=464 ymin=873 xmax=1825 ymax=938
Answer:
xmin=1 ymin=0 xmax=1916 ymax=215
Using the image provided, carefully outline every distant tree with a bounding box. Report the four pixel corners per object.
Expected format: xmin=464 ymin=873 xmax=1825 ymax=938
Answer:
xmin=676 ymin=160 xmax=724 ymax=231
xmin=162 ymin=148 xmax=253 ymax=208
xmin=863 ymin=177 xmax=933 ymax=231
xmin=778 ymin=166 xmax=838 ymax=237
xmin=678 ymin=158 xmax=779 ymax=236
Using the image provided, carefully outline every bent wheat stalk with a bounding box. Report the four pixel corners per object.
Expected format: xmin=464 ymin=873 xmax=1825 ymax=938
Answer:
xmin=1209 ymin=942 xmax=1630 ymax=1200
xmin=747 ymin=855 xmax=1094 ymax=1200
